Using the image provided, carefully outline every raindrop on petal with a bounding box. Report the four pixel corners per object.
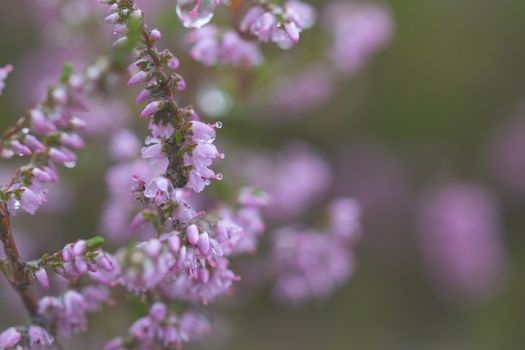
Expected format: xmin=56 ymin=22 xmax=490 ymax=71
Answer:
xmin=176 ymin=0 xmax=218 ymax=29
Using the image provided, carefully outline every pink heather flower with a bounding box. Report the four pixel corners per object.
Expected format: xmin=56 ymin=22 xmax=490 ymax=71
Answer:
xmin=107 ymin=306 xmax=209 ymax=349
xmin=135 ymin=88 xmax=151 ymax=104
xmin=149 ymin=121 xmax=175 ymax=138
xmin=35 ymin=268 xmax=50 ymax=289
xmin=252 ymin=13 xmax=276 ymax=43
xmin=128 ymin=70 xmax=150 ymax=86
xmin=231 ymin=206 xmax=265 ymax=254
xmin=60 ymin=132 xmax=84 ymax=149
xmin=324 ymin=2 xmax=393 ymax=74
xmin=419 ymin=183 xmax=508 ymax=302
xmin=190 ymin=120 xmax=216 ymax=143
xmin=272 ymin=228 xmax=354 ymax=304
xmin=240 ymin=7 xmax=264 ymax=32
xmin=119 ymin=239 xmax=174 ymax=293
xmin=150 ymin=29 xmax=162 ymax=41
xmin=238 ymin=143 xmax=332 ymax=219
xmin=238 ymin=187 xmax=270 ymax=207
xmin=28 ymin=325 xmax=54 ymax=348
xmin=32 ymin=167 xmax=55 ymax=183
xmin=141 ymin=137 xmax=168 ymax=170
xmin=23 ymin=134 xmax=46 ymax=151
xmin=162 ymin=257 xmax=238 ymax=304
xmin=186 ymin=25 xmax=221 ymax=66
xmin=19 ymin=186 xmax=47 ymax=215
xmin=186 ymin=224 xmax=200 ymax=245
xmin=0 ymin=64 xmax=13 ymax=95
xmin=285 ymin=0 xmax=316 ymax=29
xmin=284 ymin=22 xmax=300 ymax=43
xmin=10 ymin=140 xmax=32 ymax=156
xmin=39 ymin=291 xmax=91 ymax=336
xmin=184 ymin=137 xmax=223 ymax=193
xmin=49 ymin=147 xmax=77 ymax=165
xmin=0 ymin=327 xmax=21 ymax=348
xmin=144 ymin=176 xmax=176 ymax=205
xmin=140 ymin=100 xmax=163 ymax=119
xmin=167 ymin=56 xmax=180 ymax=70
xmin=30 ymin=109 xmax=56 ymax=135
xmin=56 ymin=241 xmax=115 ymax=283
xmin=221 ymin=31 xmax=263 ymax=68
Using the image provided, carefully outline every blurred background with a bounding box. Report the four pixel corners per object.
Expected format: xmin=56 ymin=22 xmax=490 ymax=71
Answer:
xmin=1 ymin=0 xmax=525 ymax=349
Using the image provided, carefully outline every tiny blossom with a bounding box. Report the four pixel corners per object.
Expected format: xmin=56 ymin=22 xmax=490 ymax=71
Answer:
xmin=35 ymin=268 xmax=50 ymax=289
xmin=141 ymin=137 xmax=168 ymax=170
xmin=0 ymin=327 xmax=21 ymax=349
xmin=28 ymin=325 xmax=54 ymax=348
xmin=144 ymin=176 xmax=176 ymax=205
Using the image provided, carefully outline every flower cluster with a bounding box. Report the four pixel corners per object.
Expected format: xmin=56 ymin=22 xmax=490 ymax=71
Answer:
xmin=271 ymin=198 xmax=361 ymax=304
xmin=186 ymin=25 xmax=263 ymax=68
xmin=104 ymin=303 xmax=210 ymax=349
xmin=0 ymin=59 xmax=110 ymax=215
xmin=0 ymin=325 xmax=54 ymax=350
xmin=34 ymin=238 xmax=116 ymax=287
xmin=0 ymin=0 xmax=371 ymax=348
xmin=240 ymin=0 xmax=316 ymax=49
xmin=38 ymin=286 xmax=112 ymax=337
xmin=235 ymin=143 xmax=332 ymax=220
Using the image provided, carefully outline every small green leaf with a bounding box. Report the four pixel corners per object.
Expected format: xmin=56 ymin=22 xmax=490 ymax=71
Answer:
xmin=60 ymin=63 xmax=74 ymax=84
xmin=86 ymin=236 xmax=105 ymax=250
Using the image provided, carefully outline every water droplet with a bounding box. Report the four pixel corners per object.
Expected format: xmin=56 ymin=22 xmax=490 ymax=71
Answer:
xmin=14 ymin=200 xmax=20 ymax=210
xmin=64 ymin=162 xmax=77 ymax=169
xmin=22 ymin=128 xmax=30 ymax=134
xmin=215 ymin=173 xmax=223 ymax=180
xmin=176 ymin=0 xmax=217 ymax=29
xmin=214 ymin=121 xmax=223 ymax=129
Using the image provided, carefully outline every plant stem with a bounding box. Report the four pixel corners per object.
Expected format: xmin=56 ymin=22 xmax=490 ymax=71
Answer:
xmin=0 ymin=202 xmax=38 ymax=317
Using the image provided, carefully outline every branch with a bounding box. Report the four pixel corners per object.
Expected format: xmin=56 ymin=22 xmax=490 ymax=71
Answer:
xmin=0 ymin=202 xmax=38 ymax=317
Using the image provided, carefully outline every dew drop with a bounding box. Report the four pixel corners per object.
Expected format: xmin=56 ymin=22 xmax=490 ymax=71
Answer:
xmin=64 ymin=162 xmax=77 ymax=169
xmin=22 ymin=128 xmax=30 ymax=134
xmin=215 ymin=173 xmax=223 ymax=180
xmin=176 ymin=0 xmax=217 ymax=29
xmin=214 ymin=121 xmax=223 ymax=129
xmin=14 ymin=200 xmax=20 ymax=210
